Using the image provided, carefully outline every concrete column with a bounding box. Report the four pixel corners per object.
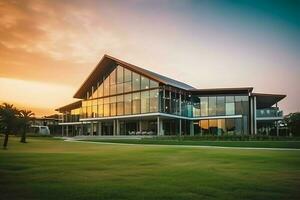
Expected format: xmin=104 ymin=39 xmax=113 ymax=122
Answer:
xmin=113 ymin=120 xmax=116 ymax=136
xmin=276 ymin=121 xmax=279 ymax=136
xmin=190 ymin=121 xmax=194 ymax=136
xmin=90 ymin=121 xmax=93 ymax=136
xmin=179 ymin=119 xmax=182 ymax=136
xmin=80 ymin=123 xmax=83 ymax=136
xmin=66 ymin=126 xmax=69 ymax=137
xmin=61 ymin=125 xmax=64 ymax=137
xmin=250 ymin=96 xmax=254 ymax=135
xmin=156 ymin=116 xmax=160 ymax=136
xmin=139 ymin=120 xmax=142 ymax=132
xmin=116 ymin=120 xmax=120 ymax=135
xmin=98 ymin=121 xmax=102 ymax=136
xmin=253 ymin=96 xmax=257 ymax=135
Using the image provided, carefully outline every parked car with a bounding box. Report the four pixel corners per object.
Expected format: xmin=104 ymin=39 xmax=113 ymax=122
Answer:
xmin=30 ymin=125 xmax=50 ymax=135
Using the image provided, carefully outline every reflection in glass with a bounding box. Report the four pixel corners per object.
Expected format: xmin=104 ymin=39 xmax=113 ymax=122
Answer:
xmin=150 ymin=80 xmax=159 ymax=88
xmin=132 ymin=92 xmax=141 ymax=114
xmin=141 ymin=91 xmax=149 ymax=113
xmin=117 ymin=66 xmax=123 ymax=84
xmin=208 ymin=96 xmax=217 ymax=116
xmin=216 ymin=96 xmax=225 ymax=115
xmin=200 ymin=97 xmax=208 ymax=116
xmin=110 ymin=96 xmax=116 ymax=116
xmin=132 ymin=72 xmax=140 ymax=91
xmin=141 ymin=76 xmax=150 ymax=90
xmin=124 ymin=94 xmax=132 ymax=115
xmin=103 ymin=97 xmax=110 ymax=117
xmin=117 ymin=95 xmax=124 ymax=116
xmin=149 ymin=89 xmax=159 ymax=112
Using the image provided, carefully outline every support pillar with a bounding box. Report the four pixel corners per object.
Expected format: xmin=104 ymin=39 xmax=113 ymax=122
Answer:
xmin=113 ymin=120 xmax=116 ymax=136
xmin=66 ymin=126 xmax=69 ymax=137
xmin=139 ymin=120 xmax=142 ymax=133
xmin=190 ymin=121 xmax=194 ymax=136
xmin=61 ymin=125 xmax=64 ymax=137
xmin=90 ymin=122 xmax=93 ymax=136
xmin=253 ymin=96 xmax=257 ymax=135
xmin=179 ymin=119 xmax=182 ymax=136
xmin=98 ymin=122 xmax=102 ymax=136
xmin=276 ymin=121 xmax=279 ymax=137
xmin=80 ymin=123 xmax=83 ymax=136
xmin=116 ymin=120 xmax=120 ymax=135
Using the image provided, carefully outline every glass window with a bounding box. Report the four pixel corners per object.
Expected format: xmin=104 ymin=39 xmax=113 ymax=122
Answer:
xmin=110 ymin=96 xmax=116 ymax=116
xmin=110 ymin=69 xmax=116 ymax=85
xmin=235 ymin=118 xmax=242 ymax=135
xmin=92 ymin=99 xmax=97 ymax=117
xmin=226 ymin=118 xmax=235 ymax=135
xmin=217 ymin=119 xmax=226 ymax=136
xmin=117 ymin=66 xmax=124 ymax=84
xmin=208 ymin=96 xmax=217 ymax=116
xmin=124 ymin=94 xmax=132 ymax=115
xmin=132 ymin=72 xmax=140 ymax=91
xmin=103 ymin=77 xmax=109 ymax=96
xmin=132 ymin=92 xmax=141 ymax=114
xmin=200 ymin=97 xmax=208 ymax=116
xmin=141 ymin=76 xmax=150 ymax=90
xmin=124 ymin=68 xmax=132 ymax=82
xmin=209 ymin=119 xmax=218 ymax=135
xmin=98 ymin=83 xmax=103 ymax=97
xmin=124 ymin=81 xmax=131 ymax=93
xmin=193 ymin=97 xmax=200 ymax=117
xmin=103 ymin=97 xmax=110 ymax=117
xmin=141 ymin=91 xmax=150 ymax=113
xmin=226 ymin=96 xmax=235 ymax=115
xmin=98 ymin=98 xmax=103 ymax=117
xmin=117 ymin=83 xmax=123 ymax=94
xmin=150 ymin=80 xmax=159 ymax=88
xmin=110 ymin=84 xmax=116 ymax=95
xmin=216 ymin=96 xmax=225 ymax=115
xmin=117 ymin=95 xmax=124 ymax=116
xmin=149 ymin=89 xmax=159 ymax=112
xmin=200 ymin=120 xmax=209 ymax=135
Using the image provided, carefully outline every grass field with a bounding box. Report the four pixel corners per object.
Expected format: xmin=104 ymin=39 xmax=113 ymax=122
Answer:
xmin=82 ymin=139 xmax=300 ymax=149
xmin=1 ymin=137 xmax=300 ymax=200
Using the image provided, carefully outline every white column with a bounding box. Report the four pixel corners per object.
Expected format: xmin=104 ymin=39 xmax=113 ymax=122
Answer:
xmin=190 ymin=121 xmax=194 ymax=136
xmin=98 ymin=122 xmax=102 ymax=136
xmin=139 ymin=120 xmax=142 ymax=132
xmin=116 ymin=120 xmax=120 ymax=135
xmin=179 ymin=119 xmax=182 ymax=136
xmin=66 ymin=126 xmax=69 ymax=137
xmin=157 ymin=116 xmax=160 ymax=136
xmin=253 ymin=96 xmax=257 ymax=135
xmin=61 ymin=125 xmax=64 ymax=137
xmin=90 ymin=121 xmax=93 ymax=136
xmin=113 ymin=120 xmax=116 ymax=136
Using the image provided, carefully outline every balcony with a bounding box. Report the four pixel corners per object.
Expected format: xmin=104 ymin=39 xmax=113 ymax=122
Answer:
xmin=256 ymin=107 xmax=283 ymax=119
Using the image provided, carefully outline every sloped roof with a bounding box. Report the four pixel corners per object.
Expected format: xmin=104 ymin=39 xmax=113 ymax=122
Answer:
xmin=73 ymin=55 xmax=195 ymax=99
xmin=55 ymin=101 xmax=82 ymax=112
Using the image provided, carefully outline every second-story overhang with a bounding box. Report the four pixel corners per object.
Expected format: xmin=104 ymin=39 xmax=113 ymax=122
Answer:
xmin=252 ymin=93 xmax=286 ymax=109
xmin=189 ymin=87 xmax=253 ymax=95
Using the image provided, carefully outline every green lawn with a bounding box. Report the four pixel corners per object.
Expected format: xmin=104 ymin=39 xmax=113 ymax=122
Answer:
xmin=83 ymin=139 xmax=300 ymax=149
xmin=1 ymin=137 xmax=300 ymax=200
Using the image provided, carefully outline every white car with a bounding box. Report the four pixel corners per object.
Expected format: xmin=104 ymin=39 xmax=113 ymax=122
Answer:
xmin=31 ymin=125 xmax=50 ymax=135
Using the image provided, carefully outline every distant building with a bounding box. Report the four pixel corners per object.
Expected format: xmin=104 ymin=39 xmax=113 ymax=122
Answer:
xmin=31 ymin=114 xmax=61 ymax=135
xmin=56 ymin=55 xmax=286 ymax=136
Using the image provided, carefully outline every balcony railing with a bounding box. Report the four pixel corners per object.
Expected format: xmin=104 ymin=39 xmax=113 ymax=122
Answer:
xmin=256 ymin=108 xmax=283 ymax=118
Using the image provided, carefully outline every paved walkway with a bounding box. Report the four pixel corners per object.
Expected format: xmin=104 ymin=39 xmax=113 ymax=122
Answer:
xmin=63 ymin=138 xmax=300 ymax=151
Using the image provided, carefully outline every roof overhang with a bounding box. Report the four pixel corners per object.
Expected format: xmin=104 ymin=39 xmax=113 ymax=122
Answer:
xmin=56 ymin=101 xmax=82 ymax=113
xmin=189 ymin=87 xmax=253 ymax=95
xmin=252 ymin=93 xmax=286 ymax=109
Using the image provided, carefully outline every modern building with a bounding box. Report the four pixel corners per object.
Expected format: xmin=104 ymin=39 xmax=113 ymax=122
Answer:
xmin=56 ymin=55 xmax=286 ymax=137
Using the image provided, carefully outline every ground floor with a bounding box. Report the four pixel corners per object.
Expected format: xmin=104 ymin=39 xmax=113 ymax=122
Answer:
xmin=60 ymin=115 xmax=282 ymax=137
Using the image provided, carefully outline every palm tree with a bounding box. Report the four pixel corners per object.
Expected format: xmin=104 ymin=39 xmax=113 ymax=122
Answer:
xmin=0 ymin=103 xmax=19 ymax=149
xmin=19 ymin=110 xmax=35 ymax=143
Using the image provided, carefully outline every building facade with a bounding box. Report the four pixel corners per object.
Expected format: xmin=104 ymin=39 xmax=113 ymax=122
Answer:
xmin=57 ymin=55 xmax=286 ymax=136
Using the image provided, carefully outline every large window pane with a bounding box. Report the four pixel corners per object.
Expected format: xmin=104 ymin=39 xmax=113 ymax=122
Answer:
xmin=150 ymin=80 xmax=159 ymax=88
xmin=132 ymin=72 xmax=140 ymax=91
xmin=200 ymin=120 xmax=209 ymax=135
xmin=235 ymin=118 xmax=242 ymax=135
xmin=110 ymin=84 xmax=116 ymax=95
xmin=117 ymin=83 xmax=123 ymax=94
xmin=124 ymin=81 xmax=131 ymax=93
xmin=149 ymin=89 xmax=159 ymax=112
xmin=117 ymin=95 xmax=124 ymax=116
xmin=110 ymin=96 xmax=116 ymax=116
xmin=209 ymin=119 xmax=218 ymax=135
xmin=98 ymin=98 xmax=103 ymax=117
xmin=216 ymin=96 xmax=225 ymax=115
xmin=226 ymin=96 xmax=235 ymax=115
xmin=103 ymin=77 xmax=109 ymax=96
xmin=208 ymin=96 xmax=216 ymax=116
xmin=226 ymin=118 xmax=235 ymax=135
xmin=110 ymin=69 xmax=116 ymax=85
xmin=141 ymin=76 xmax=150 ymax=90
xmin=124 ymin=94 xmax=132 ymax=115
xmin=217 ymin=119 xmax=226 ymax=136
xmin=132 ymin=92 xmax=141 ymax=114
xmin=124 ymin=68 xmax=131 ymax=82
xmin=200 ymin=97 xmax=208 ymax=116
xmin=141 ymin=91 xmax=150 ymax=113
xmin=103 ymin=97 xmax=110 ymax=117
xmin=98 ymin=83 xmax=103 ymax=97
xmin=117 ymin=66 xmax=124 ymax=84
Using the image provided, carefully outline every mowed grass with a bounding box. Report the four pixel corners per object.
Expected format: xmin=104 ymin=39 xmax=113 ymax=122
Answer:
xmin=84 ymin=139 xmax=300 ymax=149
xmin=0 ymin=137 xmax=300 ymax=200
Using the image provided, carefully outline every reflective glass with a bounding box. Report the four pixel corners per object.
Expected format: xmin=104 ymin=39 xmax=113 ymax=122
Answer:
xmin=124 ymin=94 xmax=132 ymax=115
xmin=132 ymin=92 xmax=141 ymax=114
xmin=141 ymin=76 xmax=150 ymax=90
xmin=141 ymin=91 xmax=150 ymax=113
xmin=216 ymin=96 xmax=225 ymax=115
xmin=149 ymin=89 xmax=159 ymax=112
xmin=117 ymin=66 xmax=124 ymax=84
xmin=200 ymin=97 xmax=208 ymax=116
xmin=208 ymin=96 xmax=217 ymax=116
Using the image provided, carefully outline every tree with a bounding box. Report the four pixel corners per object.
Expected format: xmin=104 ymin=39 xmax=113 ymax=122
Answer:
xmin=284 ymin=112 xmax=300 ymax=136
xmin=0 ymin=103 xmax=19 ymax=149
xmin=19 ymin=110 xmax=35 ymax=143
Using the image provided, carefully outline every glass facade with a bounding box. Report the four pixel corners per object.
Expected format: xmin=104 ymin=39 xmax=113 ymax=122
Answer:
xmin=61 ymin=64 xmax=252 ymax=135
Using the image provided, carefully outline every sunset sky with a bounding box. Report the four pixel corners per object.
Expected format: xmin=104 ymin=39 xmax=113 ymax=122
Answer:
xmin=0 ymin=0 xmax=299 ymax=116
